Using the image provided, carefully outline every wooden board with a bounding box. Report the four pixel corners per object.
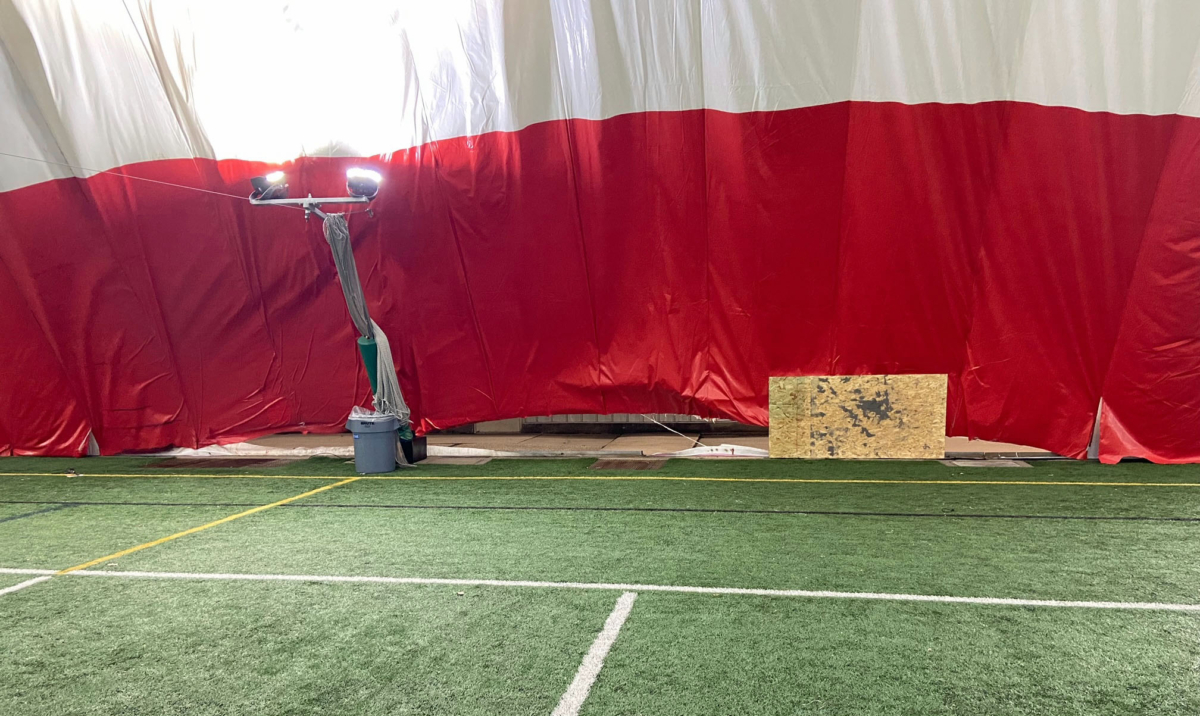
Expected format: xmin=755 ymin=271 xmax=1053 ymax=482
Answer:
xmin=769 ymin=375 xmax=947 ymax=459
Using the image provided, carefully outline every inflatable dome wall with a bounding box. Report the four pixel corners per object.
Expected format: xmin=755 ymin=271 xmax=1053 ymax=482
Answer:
xmin=2 ymin=1 xmax=1199 ymax=462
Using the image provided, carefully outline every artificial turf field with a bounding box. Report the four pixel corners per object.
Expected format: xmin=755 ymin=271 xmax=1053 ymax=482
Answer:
xmin=1 ymin=457 xmax=1199 ymax=715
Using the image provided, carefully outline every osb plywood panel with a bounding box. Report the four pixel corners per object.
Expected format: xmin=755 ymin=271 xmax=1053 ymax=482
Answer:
xmin=769 ymin=375 xmax=947 ymax=459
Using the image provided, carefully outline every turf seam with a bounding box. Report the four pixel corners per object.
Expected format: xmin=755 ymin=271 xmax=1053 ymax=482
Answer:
xmin=0 ymin=503 xmax=73 ymax=524
xmin=0 ymin=500 xmax=1195 ymax=522
xmin=3 ymin=568 xmax=1196 ymax=612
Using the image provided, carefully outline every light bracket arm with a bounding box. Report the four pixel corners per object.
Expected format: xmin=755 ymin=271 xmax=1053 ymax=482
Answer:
xmin=249 ymin=192 xmax=370 ymax=220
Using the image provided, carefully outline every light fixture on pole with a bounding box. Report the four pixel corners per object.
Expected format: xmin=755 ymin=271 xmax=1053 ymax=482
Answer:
xmin=249 ymin=170 xmax=288 ymax=200
xmin=346 ymin=167 xmax=382 ymax=199
xmin=248 ymin=166 xmax=382 ymax=220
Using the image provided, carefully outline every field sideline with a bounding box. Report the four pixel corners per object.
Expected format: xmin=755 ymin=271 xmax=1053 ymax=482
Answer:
xmin=2 ymin=456 xmax=1199 ymax=715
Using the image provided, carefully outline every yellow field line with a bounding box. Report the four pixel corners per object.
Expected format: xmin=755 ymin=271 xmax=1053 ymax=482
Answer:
xmin=1 ymin=472 xmax=1197 ymax=488
xmin=56 ymin=478 xmax=359 ymax=574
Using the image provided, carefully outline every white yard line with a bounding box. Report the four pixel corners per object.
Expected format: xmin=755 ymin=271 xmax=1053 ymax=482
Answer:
xmin=0 ymin=575 xmax=51 ymax=596
xmin=552 ymin=592 xmax=637 ymax=716
xmin=1 ymin=567 xmax=1196 ymax=612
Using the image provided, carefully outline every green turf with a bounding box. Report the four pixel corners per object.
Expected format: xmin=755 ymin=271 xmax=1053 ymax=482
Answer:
xmin=7 ymin=472 xmax=1200 ymax=519
xmin=0 ymin=503 xmax=32 ymax=518
xmin=3 ymin=457 xmax=1200 ymax=714
xmin=0 ymin=502 xmax=56 ymax=522
xmin=0 ymin=477 xmax=348 ymax=569
xmin=102 ymin=499 xmax=1200 ymax=603
xmin=7 ymin=461 xmax=1200 ymax=524
xmin=0 ymin=505 xmax=254 ymax=569
xmin=586 ymin=595 xmax=1200 ymax=716
xmin=0 ymin=573 xmax=42 ymax=591
xmin=296 ymin=473 xmax=1200 ymax=518
xmin=0 ymin=577 xmax=613 ymax=715
xmin=4 ymin=471 xmax=1199 ymax=601
xmin=0 ymin=474 xmax=341 ymax=504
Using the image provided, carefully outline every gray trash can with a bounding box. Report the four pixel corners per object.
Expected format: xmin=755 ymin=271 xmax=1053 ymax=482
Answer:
xmin=346 ymin=415 xmax=399 ymax=474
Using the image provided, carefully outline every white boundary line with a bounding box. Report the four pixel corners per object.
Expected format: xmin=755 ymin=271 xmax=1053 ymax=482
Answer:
xmin=0 ymin=575 xmax=52 ymax=596
xmin=2 ymin=567 xmax=1197 ymax=612
xmin=552 ymin=591 xmax=637 ymax=716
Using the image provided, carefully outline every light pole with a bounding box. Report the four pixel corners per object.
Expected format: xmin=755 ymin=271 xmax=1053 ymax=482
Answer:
xmin=248 ymin=168 xmax=416 ymax=461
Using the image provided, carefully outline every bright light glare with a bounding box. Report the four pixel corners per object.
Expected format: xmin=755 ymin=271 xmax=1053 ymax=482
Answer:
xmin=265 ymin=170 xmax=285 ymax=183
xmin=346 ymin=167 xmax=382 ymax=183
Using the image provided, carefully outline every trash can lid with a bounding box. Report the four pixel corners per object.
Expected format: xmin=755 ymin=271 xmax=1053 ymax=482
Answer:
xmin=346 ymin=415 xmax=399 ymax=433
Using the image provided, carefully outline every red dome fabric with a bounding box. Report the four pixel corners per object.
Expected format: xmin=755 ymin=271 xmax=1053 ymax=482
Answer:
xmin=2 ymin=1 xmax=1199 ymax=462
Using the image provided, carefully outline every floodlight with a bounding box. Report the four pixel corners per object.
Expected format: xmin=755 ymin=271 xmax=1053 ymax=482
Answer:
xmin=249 ymin=171 xmax=288 ymax=200
xmin=346 ymin=167 xmax=382 ymax=199
xmin=248 ymin=167 xmax=373 ymax=217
